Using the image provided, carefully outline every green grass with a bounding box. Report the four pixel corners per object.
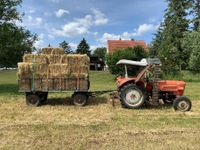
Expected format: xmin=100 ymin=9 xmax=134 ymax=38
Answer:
xmin=0 ymin=70 xmax=200 ymax=149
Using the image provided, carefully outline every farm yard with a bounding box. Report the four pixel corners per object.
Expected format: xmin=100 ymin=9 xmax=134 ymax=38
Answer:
xmin=0 ymin=70 xmax=200 ymax=149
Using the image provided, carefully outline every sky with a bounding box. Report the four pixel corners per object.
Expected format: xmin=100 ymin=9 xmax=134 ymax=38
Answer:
xmin=17 ymin=0 xmax=167 ymax=51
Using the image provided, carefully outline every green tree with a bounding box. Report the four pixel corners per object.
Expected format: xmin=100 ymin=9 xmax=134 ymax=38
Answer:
xmin=0 ymin=0 xmax=37 ymax=67
xmin=0 ymin=0 xmax=22 ymax=23
xmin=106 ymin=46 xmax=147 ymax=74
xmin=182 ymin=28 xmax=200 ymax=72
xmin=59 ymin=40 xmax=72 ymax=54
xmin=151 ymin=0 xmax=191 ymax=73
xmin=76 ymin=38 xmax=90 ymax=55
xmin=192 ymin=0 xmax=200 ymax=31
xmin=93 ymin=47 xmax=107 ymax=61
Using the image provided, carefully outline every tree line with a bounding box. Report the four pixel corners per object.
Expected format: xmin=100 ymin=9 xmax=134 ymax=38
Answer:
xmin=150 ymin=0 xmax=200 ymax=73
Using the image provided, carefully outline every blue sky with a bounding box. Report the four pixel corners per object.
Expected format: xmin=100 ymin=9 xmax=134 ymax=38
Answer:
xmin=17 ymin=0 xmax=167 ymax=51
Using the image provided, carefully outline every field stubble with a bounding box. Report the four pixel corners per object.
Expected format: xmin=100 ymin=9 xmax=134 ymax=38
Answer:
xmin=0 ymin=70 xmax=199 ymax=149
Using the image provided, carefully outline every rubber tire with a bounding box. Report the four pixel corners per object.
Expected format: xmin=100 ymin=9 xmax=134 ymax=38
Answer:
xmin=26 ymin=93 xmax=40 ymax=106
xmin=119 ymin=84 xmax=145 ymax=109
xmin=72 ymin=92 xmax=88 ymax=106
xmin=38 ymin=92 xmax=48 ymax=104
xmin=173 ymin=96 xmax=192 ymax=112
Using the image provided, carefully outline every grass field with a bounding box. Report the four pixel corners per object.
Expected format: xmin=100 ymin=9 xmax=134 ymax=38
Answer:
xmin=0 ymin=70 xmax=200 ymax=149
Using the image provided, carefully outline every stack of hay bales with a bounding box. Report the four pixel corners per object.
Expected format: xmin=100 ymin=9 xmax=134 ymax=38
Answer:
xmin=18 ymin=47 xmax=90 ymax=91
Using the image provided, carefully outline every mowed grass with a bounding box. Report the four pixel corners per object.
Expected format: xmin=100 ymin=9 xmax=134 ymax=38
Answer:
xmin=0 ymin=70 xmax=200 ymax=149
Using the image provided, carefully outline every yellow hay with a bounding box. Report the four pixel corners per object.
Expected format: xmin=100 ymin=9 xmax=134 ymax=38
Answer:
xmin=47 ymin=55 xmax=62 ymax=64
xmin=51 ymin=48 xmax=65 ymax=55
xmin=42 ymin=47 xmax=54 ymax=55
xmin=18 ymin=62 xmax=48 ymax=78
xmin=23 ymin=54 xmax=48 ymax=64
xmin=48 ymin=64 xmax=61 ymax=78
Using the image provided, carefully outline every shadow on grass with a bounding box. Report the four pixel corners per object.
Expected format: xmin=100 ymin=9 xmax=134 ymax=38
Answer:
xmin=0 ymin=84 xmax=19 ymax=95
xmin=46 ymin=96 xmax=108 ymax=106
xmin=142 ymin=104 xmax=173 ymax=110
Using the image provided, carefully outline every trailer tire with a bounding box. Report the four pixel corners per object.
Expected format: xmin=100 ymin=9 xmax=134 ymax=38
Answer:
xmin=119 ymin=84 xmax=145 ymax=109
xmin=72 ymin=92 xmax=88 ymax=106
xmin=173 ymin=96 xmax=192 ymax=112
xmin=37 ymin=92 xmax=48 ymax=104
xmin=26 ymin=93 xmax=40 ymax=106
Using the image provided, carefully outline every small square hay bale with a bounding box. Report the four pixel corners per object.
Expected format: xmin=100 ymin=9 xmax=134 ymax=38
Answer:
xmin=47 ymin=55 xmax=62 ymax=64
xmin=42 ymin=47 xmax=54 ymax=55
xmin=18 ymin=63 xmax=32 ymax=78
xmin=33 ymin=79 xmax=48 ymax=91
xmin=60 ymin=64 xmax=70 ymax=78
xmin=48 ymin=78 xmax=62 ymax=90
xmin=64 ymin=78 xmax=77 ymax=90
xmin=33 ymin=63 xmax=48 ymax=78
xmin=51 ymin=48 xmax=65 ymax=55
xmin=18 ymin=62 xmax=48 ymax=79
xmin=48 ymin=64 xmax=61 ymax=78
xmin=79 ymin=79 xmax=89 ymax=91
xmin=70 ymin=73 xmax=89 ymax=78
xmin=23 ymin=54 xmax=48 ymax=64
xmin=18 ymin=79 xmax=31 ymax=91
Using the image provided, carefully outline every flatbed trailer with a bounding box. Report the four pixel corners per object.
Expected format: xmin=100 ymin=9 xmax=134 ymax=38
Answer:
xmin=18 ymin=77 xmax=116 ymax=106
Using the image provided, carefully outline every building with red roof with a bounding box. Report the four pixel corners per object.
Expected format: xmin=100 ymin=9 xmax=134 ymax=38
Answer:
xmin=107 ymin=39 xmax=148 ymax=53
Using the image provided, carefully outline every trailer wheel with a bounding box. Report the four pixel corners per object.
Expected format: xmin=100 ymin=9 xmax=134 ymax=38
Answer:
xmin=37 ymin=92 xmax=48 ymax=104
xmin=119 ymin=84 xmax=145 ymax=109
xmin=26 ymin=93 xmax=40 ymax=106
xmin=72 ymin=92 xmax=88 ymax=106
xmin=173 ymin=96 xmax=192 ymax=112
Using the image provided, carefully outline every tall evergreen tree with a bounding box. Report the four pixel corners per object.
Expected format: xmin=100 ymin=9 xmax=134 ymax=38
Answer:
xmin=192 ymin=0 xmax=200 ymax=31
xmin=76 ymin=38 xmax=90 ymax=55
xmin=151 ymin=0 xmax=191 ymax=73
xmin=59 ymin=40 xmax=72 ymax=54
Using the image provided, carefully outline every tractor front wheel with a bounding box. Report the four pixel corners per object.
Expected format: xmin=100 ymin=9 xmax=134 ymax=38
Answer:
xmin=173 ymin=96 xmax=192 ymax=112
xmin=119 ymin=84 xmax=145 ymax=109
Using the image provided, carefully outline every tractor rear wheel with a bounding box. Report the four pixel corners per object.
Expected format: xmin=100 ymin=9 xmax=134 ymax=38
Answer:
xmin=72 ymin=92 xmax=88 ymax=106
xmin=119 ymin=84 xmax=145 ymax=109
xmin=173 ymin=96 xmax=192 ymax=112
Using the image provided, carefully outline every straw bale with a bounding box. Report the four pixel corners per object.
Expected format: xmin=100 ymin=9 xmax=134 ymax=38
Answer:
xmin=62 ymin=54 xmax=89 ymax=66
xmin=42 ymin=47 xmax=54 ymax=55
xmin=51 ymin=48 xmax=65 ymax=55
xmin=48 ymin=64 xmax=61 ymax=78
xmin=60 ymin=64 xmax=70 ymax=78
xmin=18 ymin=62 xmax=48 ymax=78
xmin=18 ymin=79 xmax=31 ymax=91
xmin=48 ymin=79 xmax=62 ymax=90
xmin=23 ymin=54 xmax=48 ymax=64
xmin=70 ymin=73 xmax=89 ymax=78
xmin=47 ymin=55 xmax=62 ymax=64
xmin=18 ymin=63 xmax=32 ymax=78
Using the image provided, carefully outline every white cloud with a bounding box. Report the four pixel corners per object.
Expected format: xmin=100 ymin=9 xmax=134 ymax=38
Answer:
xmin=48 ymin=34 xmax=55 ymax=39
xmin=52 ymin=9 xmax=108 ymax=37
xmin=133 ymin=24 xmax=158 ymax=36
xmin=92 ymin=9 xmax=108 ymax=26
xmin=34 ymin=33 xmax=45 ymax=48
xmin=55 ymin=9 xmax=69 ymax=17
xmin=99 ymin=23 xmax=158 ymax=44
xmin=27 ymin=16 xmax=43 ymax=27
xmin=69 ymin=43 xmax=77 ymax=50
xmin=52 ymin=15 xmax=93 ymax=37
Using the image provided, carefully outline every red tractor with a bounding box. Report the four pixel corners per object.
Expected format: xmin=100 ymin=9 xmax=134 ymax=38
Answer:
xmin=116 ymin=58 xmax=192 ymax=112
